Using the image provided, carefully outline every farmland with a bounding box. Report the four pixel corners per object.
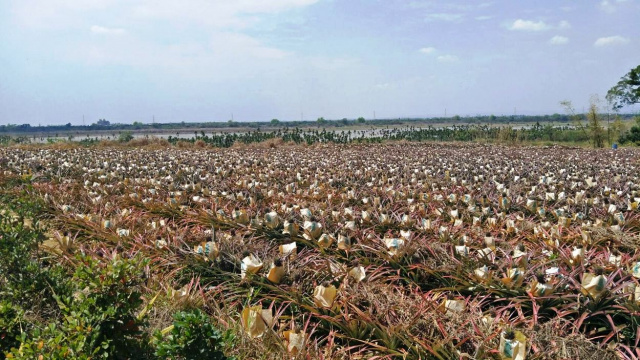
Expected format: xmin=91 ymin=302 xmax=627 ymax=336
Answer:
xmin=1 ymin=142 xmax=640 ymax=359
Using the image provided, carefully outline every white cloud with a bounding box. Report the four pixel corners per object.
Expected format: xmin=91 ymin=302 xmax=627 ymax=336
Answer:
xmin=227 ymin=0 xmax=319 ymax=13
xmin=9 ymin=0 xmax=310 ymax=78
xmin=90 ymin=25 xmax=125 ymax=35
xmin=211 ymin=32 xmax=290 ymax=59
xmin=549 ymin=35 xmax=569 ymax=45
xmin=12 ymin=0 xmax=321 ymax=29
xmin=375 ymin=83 xmax=392 ymax=89
xmin=130 ymin=0 xmax=320 ymax=28
xmin=309 ymin=57 xmax=359 ymax=71
xmin=425 ymin=13 xmax=464 ymax=22
xmin=475 ymin=15 xmax=493 ymax=21
xmin=437 ymin=55 xmax=459 ymax=63
xmin=558 ymin=20 xmax=571 ymax=29
xmin=509 ymin=19 xmax=551 ymax=31
xmin=10 ymin=0 xmax=117 ymax=29
xmin=594 ymin=35 xmax=630 ymax=47
xmin=600 ymin=0 xmax=632 ymax=13
xmin=419 ymin=47 xmax=436 ymax=54
xmin=600 ymin=0 xmax=616 ymax=13
xmin=66 ymin=30 xmax=292 ymax=76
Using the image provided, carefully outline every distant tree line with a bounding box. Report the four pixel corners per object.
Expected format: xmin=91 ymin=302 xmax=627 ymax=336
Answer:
xmin=2 ymin=113 xmax=638 ymax=134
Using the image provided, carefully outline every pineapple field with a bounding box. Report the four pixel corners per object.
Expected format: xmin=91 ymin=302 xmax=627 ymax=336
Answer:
xmin=2 ymin=142 xmax=640 ymax=359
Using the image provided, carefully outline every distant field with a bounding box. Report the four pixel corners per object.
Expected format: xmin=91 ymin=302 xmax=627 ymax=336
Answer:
xmin=5 ymin=117 xmax=634 ymax=148
xmin=3 ymin=120 xmax=593 ymax=143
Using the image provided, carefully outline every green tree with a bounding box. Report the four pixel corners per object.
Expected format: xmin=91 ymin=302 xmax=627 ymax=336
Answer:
xmin=587 ymin=95 xmax=605 ymax=148
xmin=357 ymin=117 xmax=366 ymax=123
xmin=271 ymin=119 xmax=280 ymax=125
xmin=606 ymin=65 xmax=640 ymax=110
xmin=609 ymin=116 xmax=626 ymax=141
xmin=317 ymin=117 xmax=327 ymax=124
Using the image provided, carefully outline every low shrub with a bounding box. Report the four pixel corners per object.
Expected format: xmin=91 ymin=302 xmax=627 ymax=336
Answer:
xmin=0 ymin=302 xmax=23 ymax=357
xmin=118 ymin=131 xmax=134 ymax=143
xmin=6 ymin=256 xmax=153 ymax=359
xmin=153 ymin=309 xmax=233 ymax=360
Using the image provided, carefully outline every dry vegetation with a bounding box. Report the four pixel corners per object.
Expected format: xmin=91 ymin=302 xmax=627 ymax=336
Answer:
xmin=2 ymin=142 xmax=640 ymax=359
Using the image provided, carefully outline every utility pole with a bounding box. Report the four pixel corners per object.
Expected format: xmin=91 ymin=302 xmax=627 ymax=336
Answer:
xmin=373 ymin=111 xmax=376 ymax=120
xmin=445 ymin=108 xmax=447 ymax=118
xmin=82 ymin=115 xmax=85 ymax=127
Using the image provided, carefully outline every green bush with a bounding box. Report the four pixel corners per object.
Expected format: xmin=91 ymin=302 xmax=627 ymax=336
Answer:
xmin=69 ymin=256 xmax=151 ymax=357
xmin=153 ymin=309 xmax=232 ymax=360
xmin=0 ymin=302 xmax=23 ymax=357
xmin=0 ymin=221 xmax=72 ymax=311
xmin=118 ymin=131 xmax=134 ymax=143
xmin=0 ymin=177 xmax=157 ymax=359
xmin=9 ymin=323 xmax=96 ymax=360
xmin=6 ymin=256 xmax=153 ymax=359
xmin=619 ymin=126 xmax=640 ymax=145
xmin=0 ymin=182 xmax=72 ymax=313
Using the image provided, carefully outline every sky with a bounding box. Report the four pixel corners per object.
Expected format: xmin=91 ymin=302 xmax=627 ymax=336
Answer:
xmin=0 ymin=0 xmax=639 ymax=125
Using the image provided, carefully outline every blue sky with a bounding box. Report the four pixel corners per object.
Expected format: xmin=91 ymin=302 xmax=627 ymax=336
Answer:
xmin=1 ymin=0 xmax=639 ymax=125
